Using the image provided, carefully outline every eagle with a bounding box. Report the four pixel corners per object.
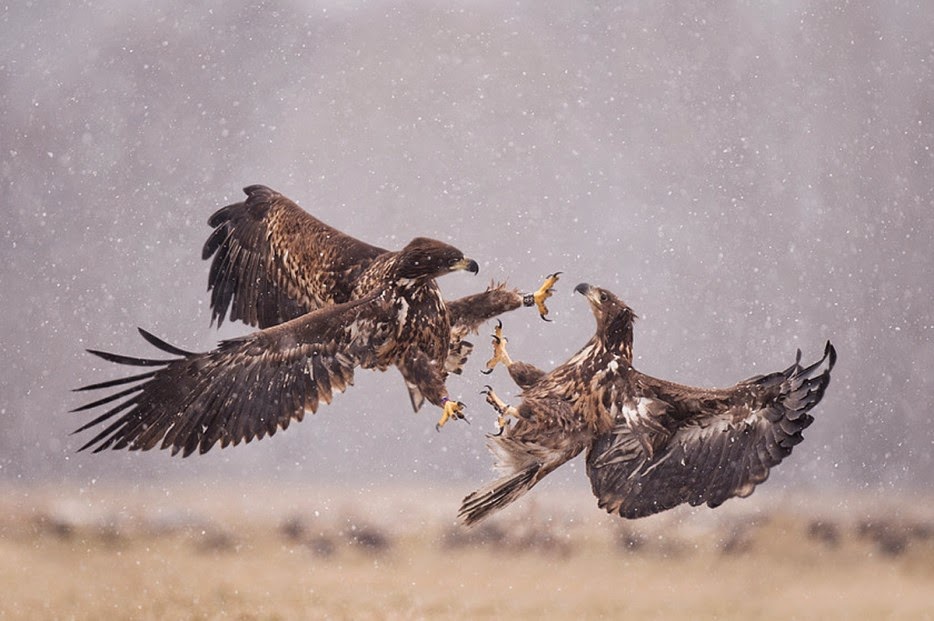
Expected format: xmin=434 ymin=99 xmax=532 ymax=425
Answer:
xmin=459 ymin=283 xmax=836 ymax=525
xmin=200 ymin=185 xmax=558 ymax=331
xmin=71 ymin=185 xmax=559 ymax=456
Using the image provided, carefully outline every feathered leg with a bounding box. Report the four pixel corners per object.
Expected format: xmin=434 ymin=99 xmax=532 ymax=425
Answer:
xmin=481 ymin=321 xmax=547 ymax=388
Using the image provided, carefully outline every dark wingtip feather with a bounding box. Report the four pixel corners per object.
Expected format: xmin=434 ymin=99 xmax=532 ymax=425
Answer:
xmin=86 ymin=348 xmax=171 ymax=367
xmin=207 ymin=204 xmax=232 ymax=228
xmin=76 ymin=417 xmax=126 ymax=452
xmin=137 ymin=328 xmax=194 ymax=357
xmin=69 ymin=384 xmax=142 ymax=412
xmin=202 ymin=221 xmax=228 ymax=259
xmin=243 ymin=184 xmax=273 ymax=197
xmin=72 ymin=370 xmax=157 ymax=392
xmin=799 ymin=341 xmax=836 ymax=377
xmin=825 ymin=341 xmax=837 ymax=371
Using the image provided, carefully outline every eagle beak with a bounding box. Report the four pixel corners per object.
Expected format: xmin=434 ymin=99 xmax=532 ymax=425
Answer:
xmin=575 ymin=282 xmax=601 ymax=306
xmin=452 ymin=258 xmax=480 ymax=274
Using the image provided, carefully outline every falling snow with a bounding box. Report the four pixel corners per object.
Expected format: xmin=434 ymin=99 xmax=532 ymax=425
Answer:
xmin=0 ymin=2 xmax=932 ymax=496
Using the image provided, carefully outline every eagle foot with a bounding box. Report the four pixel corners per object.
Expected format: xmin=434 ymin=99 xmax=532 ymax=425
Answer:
xmin=480 ymin=384 xmax=513 ymax=436
xmin=436 ymin=398 xmax=467 ymax=432
xmin=523 ymin=272 xmax=561 ymax=321
xmin=481 ymin=319 xmax=511 ymax=375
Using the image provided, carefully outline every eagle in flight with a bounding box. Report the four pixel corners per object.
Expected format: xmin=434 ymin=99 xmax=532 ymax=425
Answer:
xmin=72 ymin=185 xmax=559 ymax=456
xmin=459 ymin=283 xmax=836 ymax=525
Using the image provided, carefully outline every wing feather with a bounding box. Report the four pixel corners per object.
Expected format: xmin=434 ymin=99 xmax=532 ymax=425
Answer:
xmin=587 ymin=343 xmax=836 ymax=518
xmin=203 ymin=185 xmax=387 ymax=328
xmin=71 ymin=292 xmax=394 ymax=456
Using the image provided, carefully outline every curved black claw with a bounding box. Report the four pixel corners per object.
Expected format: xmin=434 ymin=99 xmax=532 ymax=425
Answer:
xmin=437 ymin=409 xmax=468 ymax=429
xmin=533 ymin=272 xmax=562 ymax=322
xmin=436 ymin=399 xmax=467 ymax=432
xmin=480 ymin=385 xmax=493 ymax=395
xmin=480 ymin=367 xmax=494 ymax=376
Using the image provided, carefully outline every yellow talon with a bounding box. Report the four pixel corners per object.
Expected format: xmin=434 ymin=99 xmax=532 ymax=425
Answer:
xmin=482 ymin=319 xmax=512 ymax=374
xmin=532 ymin=272 xmax=561 ymax=321
xmin=480 ymin=384 xmax=513 ymax=435
xmin=436 ymin=398 xmax=466 ymax=431
xmin=495 ymin=414 xmax=510 ymax=436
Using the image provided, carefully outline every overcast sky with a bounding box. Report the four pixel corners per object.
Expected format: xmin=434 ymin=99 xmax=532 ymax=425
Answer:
xmin=1 ymin=1 xmax=931 ymax=494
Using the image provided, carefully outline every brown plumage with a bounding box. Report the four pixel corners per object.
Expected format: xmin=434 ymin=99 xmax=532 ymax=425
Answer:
xmin=202 ymin=185 xmax=552 ymax=377
xmin=72 ymin=185 xmax=560 ymax=456
xmin=460 ymin=283 xmax=836 ymax=525
xmin=72 ymin=237 xmax=480 ymax=456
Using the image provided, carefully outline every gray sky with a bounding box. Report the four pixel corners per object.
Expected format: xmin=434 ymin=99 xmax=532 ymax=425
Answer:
xmin=1 ymin=1 xmax=931 ymax=493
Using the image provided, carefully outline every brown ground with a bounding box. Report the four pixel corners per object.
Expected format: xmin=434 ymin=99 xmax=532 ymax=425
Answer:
xmin=1 ymin=483 xmax=932 ymax=620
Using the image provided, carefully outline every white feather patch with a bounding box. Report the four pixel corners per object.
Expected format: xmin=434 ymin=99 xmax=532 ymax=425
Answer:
xmin=397 ymin=298 xmax=410 ymax=325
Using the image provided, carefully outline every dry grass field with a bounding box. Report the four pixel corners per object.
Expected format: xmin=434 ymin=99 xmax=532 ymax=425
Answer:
xmin=1 ymin=483 xmax=932 ymax=620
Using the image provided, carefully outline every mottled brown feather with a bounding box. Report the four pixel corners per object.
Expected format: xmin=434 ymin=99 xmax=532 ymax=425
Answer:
xmin=73 ymin=239 xmax=475 ymax=456
xmin=203 ymin=188 xmax=540 ymax=374
xmin=460 ymin=284 xmax=836 ymax=525
xmin=203 ymin=185 xmax=386 ymax=328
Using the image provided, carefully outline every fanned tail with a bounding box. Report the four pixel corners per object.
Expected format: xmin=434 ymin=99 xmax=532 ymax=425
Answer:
xmin=458 ymin=464 xmax=540 ymax=526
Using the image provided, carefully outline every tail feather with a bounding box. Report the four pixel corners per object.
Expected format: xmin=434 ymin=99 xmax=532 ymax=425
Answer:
xmin=458 ymin=464 xmax=540 ymax=526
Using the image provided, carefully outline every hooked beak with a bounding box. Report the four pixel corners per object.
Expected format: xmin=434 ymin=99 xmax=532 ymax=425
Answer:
xmin=452 ymin=257 xmax=480 ymax=274
xmin=575 ymin=282 xmax=601 ymax=306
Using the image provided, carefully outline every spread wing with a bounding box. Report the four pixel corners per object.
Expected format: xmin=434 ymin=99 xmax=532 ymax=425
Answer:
xmin=586 ymin=342 xmax=836 ymax=518
xmin=202 ymin=185 xmax=387 ymax=328
xmin=71 ymin=292 xmax=395 ymax=457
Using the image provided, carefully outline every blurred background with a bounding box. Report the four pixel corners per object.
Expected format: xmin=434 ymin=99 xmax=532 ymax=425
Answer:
xmin=1 ymin=1 xmax=932 ymax=495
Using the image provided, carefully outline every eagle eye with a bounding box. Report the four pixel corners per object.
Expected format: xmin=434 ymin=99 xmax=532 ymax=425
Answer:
xmin=599 ymin=292 xmax=608 ymax=302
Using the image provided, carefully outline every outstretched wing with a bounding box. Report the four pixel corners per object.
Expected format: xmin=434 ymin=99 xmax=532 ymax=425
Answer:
xmin=202 ymin=185 xmax=387 ymax=328
xmin=586 ymin=342 xmax=836 ymax=518
xmin=71 ymin=292 xmax=395 ymax=457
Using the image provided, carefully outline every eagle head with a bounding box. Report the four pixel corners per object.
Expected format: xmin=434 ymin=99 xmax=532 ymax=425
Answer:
xmin=575 ymin=283 xmax=636 ymax=360
xmin=396 ymin=237 xmax=479 ymax=280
